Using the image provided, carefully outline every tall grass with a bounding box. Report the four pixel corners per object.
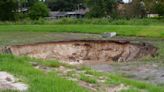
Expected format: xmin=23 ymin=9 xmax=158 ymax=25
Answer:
xmin=0 ymin=18 xmax=163 ymax=25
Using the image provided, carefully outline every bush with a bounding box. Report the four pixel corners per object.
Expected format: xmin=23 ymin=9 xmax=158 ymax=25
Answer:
xmin=29 ymin=2 xmax=49 ymax=20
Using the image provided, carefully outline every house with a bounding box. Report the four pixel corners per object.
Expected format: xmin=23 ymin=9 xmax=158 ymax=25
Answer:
xmin=49 ymin=9 xmax=88 ymax=19
xmin=147 ymin=14 xmax=159 ymax=18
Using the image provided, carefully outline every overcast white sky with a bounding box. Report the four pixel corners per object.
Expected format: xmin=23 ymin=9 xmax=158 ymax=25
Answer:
xmin=123 ymin=0 xmax=131 ymax=3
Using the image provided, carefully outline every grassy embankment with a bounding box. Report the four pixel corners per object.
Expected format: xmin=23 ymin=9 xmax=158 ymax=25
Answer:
xmin=0 ymin=55 xmax=164 ymax=92
xmin=0 ymin=55 xmax=89 ymax=92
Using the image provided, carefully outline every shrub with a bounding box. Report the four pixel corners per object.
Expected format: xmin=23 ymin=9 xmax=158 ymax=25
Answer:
xmin=29 ymin=2 xmax=49 ymax=20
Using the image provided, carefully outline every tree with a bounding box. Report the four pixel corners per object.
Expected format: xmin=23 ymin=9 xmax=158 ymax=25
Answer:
xmin=124 ymin=0 xmax=164 ymax=18
xmin=86 ymin=0 xmax=117 ymax=18
xmin=29 ymin=2 xmax=49 ymax=20
xmin=105 ymin=0 xmax=118 ymax=18
xmin=139 ymin=0 xmax=146 ymax=18
xmin=144 ymin=0 xmax=156 ymax=13
xmin=123 ymin=0 xmax=144 ymax=18
xmin=0 ymin=0 xmax=18 ymax=21
xmin=27 ymin=0 xmax=38 ymax=6
xmin=86 ymin=0 xmax=106 ymax=18
xmin=154 ymin=0 xmax=164 ymax=16
xmin=46 ymin=0 xmax=84 ymax=11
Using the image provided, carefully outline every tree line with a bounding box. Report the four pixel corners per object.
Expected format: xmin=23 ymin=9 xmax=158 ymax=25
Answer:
xmin=0 ymin=0 xmax=163 ymax=21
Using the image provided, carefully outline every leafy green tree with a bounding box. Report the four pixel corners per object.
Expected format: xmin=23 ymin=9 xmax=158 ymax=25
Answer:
xmin=29 ymin=2 xmax=49 ymax=20
xmin=27 ymin=0 xmax=38 ymax=6
xmin=126 ymin=0 xmax=164 ymax=18
xmin=154 ymin=1 xmax=164 ymax=16
xmin=46 ymin=0 xmax=84 ymax=11
xmin=105 ymin=0 xmax=117 ymax=18
xmin=123 ymin=0 xmax=143 ymax=18
xmin=0 ymin=0 xmax=18 ymax=21
xmin=86 ymin=0 xmax=117 ymax=18
xmin=86 ymin=0 xmax=106 ymax=18
xmin=144 ymin=0 xmax=155 ymax=13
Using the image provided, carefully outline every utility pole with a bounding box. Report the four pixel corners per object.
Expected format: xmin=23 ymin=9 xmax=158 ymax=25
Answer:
xmin=17 ymin=0 xmax=20 ymax=12
xmin=77 ymin=3 xmax=82 ymax=11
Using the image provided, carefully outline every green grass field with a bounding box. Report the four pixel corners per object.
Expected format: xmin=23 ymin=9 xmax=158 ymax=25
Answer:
xmin=0 ymin=25 xmax=164 ymax=37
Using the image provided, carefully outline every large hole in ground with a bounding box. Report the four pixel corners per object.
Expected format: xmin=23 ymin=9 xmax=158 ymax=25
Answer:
xmin=0 ymin=40 xmax=157 ymax=64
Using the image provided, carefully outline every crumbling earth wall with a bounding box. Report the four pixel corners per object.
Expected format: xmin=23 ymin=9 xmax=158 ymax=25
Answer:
xmin=0 ymin=40 xmax=157 ymax=64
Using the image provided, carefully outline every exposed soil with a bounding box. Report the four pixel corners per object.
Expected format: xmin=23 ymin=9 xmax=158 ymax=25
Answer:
xmin=0 ymin=32 xmax=163 ymax=88
xmin=0 ymin=72 xmax=28 ymax=91
xmin=0 ymin=40 xmax=157 ymax=64
xmin=91 ymin=62 xmax=164 ymax=85
xmin=31 ymin=61 xmax=132 ymax=92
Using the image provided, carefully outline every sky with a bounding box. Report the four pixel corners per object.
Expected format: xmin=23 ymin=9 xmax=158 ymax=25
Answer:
xmin=123 ymin=0 xmax=132 ymax=3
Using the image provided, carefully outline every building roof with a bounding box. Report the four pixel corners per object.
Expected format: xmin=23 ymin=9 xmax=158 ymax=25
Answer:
xmin=50 ymin=9 xmax=88 ymax=17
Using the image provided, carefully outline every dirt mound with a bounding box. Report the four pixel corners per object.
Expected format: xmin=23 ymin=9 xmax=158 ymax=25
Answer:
xmin=0 ymin=40 xmax=157 ymax=64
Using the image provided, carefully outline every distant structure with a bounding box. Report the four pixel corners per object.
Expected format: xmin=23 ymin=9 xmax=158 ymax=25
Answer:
xmin=147 ymin=14 xmax=159 ymax=18
xmin=39 ymin=0 xmax=46 ymax=2
xmin=49 ymin=9 xmax=89 ymax=19
xmin=17 ymin=0 xmax=46 ymax=13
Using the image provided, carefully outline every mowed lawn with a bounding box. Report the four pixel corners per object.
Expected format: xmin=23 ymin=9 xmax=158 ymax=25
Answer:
xmin=0 ymin=25 xmax=164 ymax=37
